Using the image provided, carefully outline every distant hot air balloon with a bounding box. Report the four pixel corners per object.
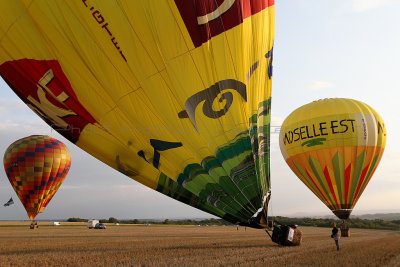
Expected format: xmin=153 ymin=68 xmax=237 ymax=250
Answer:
xmin=0 ymin=1 xmax=275 ymax=227
xmin=279 ymin=98 xmax=386 ymax=219
xmin=3 ymin=197 xmax=14 ymax=207
xmin=3 ymin=135 xmax=71 ymax=220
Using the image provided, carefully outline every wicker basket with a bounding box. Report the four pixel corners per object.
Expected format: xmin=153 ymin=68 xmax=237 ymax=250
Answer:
xmin=271 ymin=225 xmax=302 ymax=246
xmin=341 ymin=228 xmax=350 ymax=237
xmin=284 ymin=227 xmax=302 ymax=246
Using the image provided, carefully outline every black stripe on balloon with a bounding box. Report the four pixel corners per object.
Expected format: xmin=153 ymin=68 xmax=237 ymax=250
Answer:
xmin=138 ymin=140 xmax=183 ymax=169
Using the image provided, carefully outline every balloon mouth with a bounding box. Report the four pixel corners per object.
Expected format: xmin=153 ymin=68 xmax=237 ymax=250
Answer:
xmin=245 ymin=193 xmax=271 ymax=229
xmin=26 ymin=208 xmax=39 ymax=220
xmin=28 ymin=213 xmax=37 ymax=220
xmin=332 ymin=209 xmax=352 ymax=220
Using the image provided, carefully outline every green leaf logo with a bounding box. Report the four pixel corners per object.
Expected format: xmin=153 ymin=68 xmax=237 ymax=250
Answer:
xmin=302 ymin=138 xmax=327 ymax=147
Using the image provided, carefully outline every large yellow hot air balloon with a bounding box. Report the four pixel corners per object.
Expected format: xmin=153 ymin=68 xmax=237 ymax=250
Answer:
xmin=3 ymin=135 xmax=71 ymax=220
xmin=279 ymin=98 xmax=386 ymax=219
xmin=0 ymin=1 xmax=275 ymax=227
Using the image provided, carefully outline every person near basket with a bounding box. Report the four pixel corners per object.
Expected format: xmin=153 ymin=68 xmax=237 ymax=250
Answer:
xmin=331 ymin=222 xmax=340 ymax=251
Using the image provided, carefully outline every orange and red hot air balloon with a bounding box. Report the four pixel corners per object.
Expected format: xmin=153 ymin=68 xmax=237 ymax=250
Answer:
xmin=3 ymin=135 xmax=71 ymax=220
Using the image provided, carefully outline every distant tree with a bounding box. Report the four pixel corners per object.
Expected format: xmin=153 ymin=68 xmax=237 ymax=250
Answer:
xmin=108 ymin=217 xmax=119 ymax=223
xmin=67 ymin=218 xmax=86 ymax=222
xmin=264 ymin=216 xmax=400 ymax=231
xmin=97 ymin=216 xmax=397 ymax=230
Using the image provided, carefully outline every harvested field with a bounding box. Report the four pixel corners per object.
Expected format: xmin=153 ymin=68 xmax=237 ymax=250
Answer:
xmin=0 ymin=223 xmax=399 ymax=266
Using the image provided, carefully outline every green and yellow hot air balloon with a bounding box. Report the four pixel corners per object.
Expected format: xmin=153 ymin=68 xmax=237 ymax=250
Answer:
xmin=0 ymin=0 xmax=275 ymax=228
xmin=279 ymin=98 xmax=386 ymax=219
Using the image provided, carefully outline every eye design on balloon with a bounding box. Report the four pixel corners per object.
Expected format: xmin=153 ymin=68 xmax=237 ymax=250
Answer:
xmin=178 ymin=79 xmax=247 ymax=130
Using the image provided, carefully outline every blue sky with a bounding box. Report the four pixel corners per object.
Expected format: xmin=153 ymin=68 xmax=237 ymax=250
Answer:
xmin=1 ymin=0 xmax=399 ymax=220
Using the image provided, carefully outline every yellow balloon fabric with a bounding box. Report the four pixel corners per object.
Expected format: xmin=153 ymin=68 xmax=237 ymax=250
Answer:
xmin=279 ymin=98 xmax=386 ymax=219
xmin=0 ymin=1 xmax=275 ymax=227
xmin=3 ymin=135 xmax=71 ymax=220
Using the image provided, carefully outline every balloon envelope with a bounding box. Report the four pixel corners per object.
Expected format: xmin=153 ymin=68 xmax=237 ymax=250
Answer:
xmin=0 ymin=1 xmax=275 ymax=227
xmin=3 ymin=135 xmax=71 ymax=220
xmin=279 ymin=98 xmax=386 ymax=219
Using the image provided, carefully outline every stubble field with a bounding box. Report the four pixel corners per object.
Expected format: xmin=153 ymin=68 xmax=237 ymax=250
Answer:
xmin=0 ymin=222 xmax=399 ymax=266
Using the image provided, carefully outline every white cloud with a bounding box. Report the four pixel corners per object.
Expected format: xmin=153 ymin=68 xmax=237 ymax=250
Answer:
xmin=0 ymin=97 xmax=51 ymax=136
xmin=0 ymin=119 xmax=47 ymax=132
xmin=0 ymin=98 xmax=34 ymax=117
xmin=309 ymin=81 xmax=334 ymax=90
xmin=356 ymin=189 xmax=400 ymax=211
xmin=271 ymin=115 xmax=284 ymax=127
xmin=351 ymin=0 xmax=397 ymax=12
xmin=270 ymin=117 xmax=283 ymax=154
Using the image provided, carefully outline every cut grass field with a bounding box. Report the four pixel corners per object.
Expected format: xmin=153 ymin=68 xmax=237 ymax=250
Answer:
xmin=0 ymin=223 xmax=399 ymax=266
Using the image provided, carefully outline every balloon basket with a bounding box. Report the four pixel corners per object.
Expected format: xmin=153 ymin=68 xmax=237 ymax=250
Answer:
xmin=340 ymin=229 xmax=350 ymax=237
xmin=340 ymin=221 xmax=350 ymax=237
xmin=269 ymin=224 xmax=302 ymax=246
xmin=287 ymin=228 xmax=302 ymax=246
xmin=29 ymin=221 xmax=39 ymax=230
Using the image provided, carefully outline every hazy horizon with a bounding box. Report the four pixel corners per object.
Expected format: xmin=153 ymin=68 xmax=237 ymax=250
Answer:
xmin=2 ymin=208 xmax=399 ymax=222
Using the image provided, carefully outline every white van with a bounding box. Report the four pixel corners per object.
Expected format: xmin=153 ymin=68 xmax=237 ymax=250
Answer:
xmin=87 ymin=219 xmax=99 ymax=229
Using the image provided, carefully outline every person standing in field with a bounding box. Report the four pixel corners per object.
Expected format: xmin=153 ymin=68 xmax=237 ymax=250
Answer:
xmin=331 ymin=222 xmax=340 ymax=251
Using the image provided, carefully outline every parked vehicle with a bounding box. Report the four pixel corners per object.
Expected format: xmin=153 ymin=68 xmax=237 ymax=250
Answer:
xmin=87 ymin=219 xmax=99 ymax=229
xmin=94 ymin=223 xmax=106 ymax=229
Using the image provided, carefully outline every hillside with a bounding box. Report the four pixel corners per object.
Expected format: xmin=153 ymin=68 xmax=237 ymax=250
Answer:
xmin=353 ymin=213 xmax=400 ymax=221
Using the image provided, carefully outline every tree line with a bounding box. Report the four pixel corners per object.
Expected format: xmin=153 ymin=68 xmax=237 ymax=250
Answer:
xmin=270 ymin=216 xmax=400 ymax=231
xmin=67 ymin=217 xmax=231 ymax=225
xmin=67 ymin=216 xmax=400 ymax=230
